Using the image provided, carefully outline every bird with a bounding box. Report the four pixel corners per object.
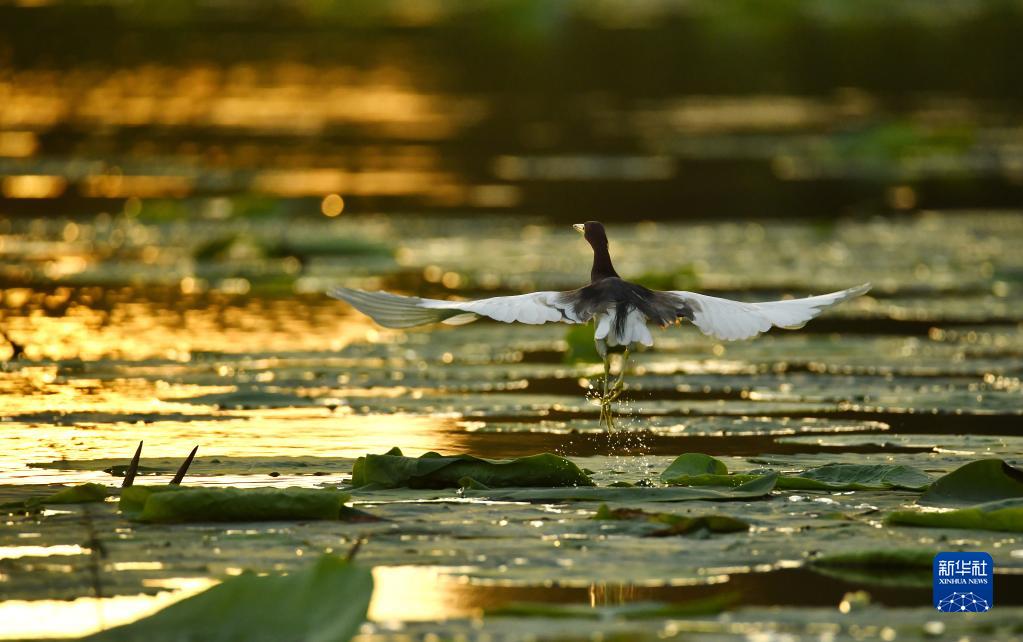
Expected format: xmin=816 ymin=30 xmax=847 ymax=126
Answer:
xmin=329 ymin=221 xmax=870 ymax=429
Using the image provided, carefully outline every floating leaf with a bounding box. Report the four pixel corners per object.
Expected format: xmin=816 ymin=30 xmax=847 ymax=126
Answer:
xmin=1 ymin=483 xmax=108 ymax=512
xmin=37 ymin=482 xmax=109 ymax=505
xmin=659 ymin=453 xmax=728 ymax=481
xmin=917 ymin=459 xmax=1023 ymax=506
xmin=487 ymin=594 xmax=734 ymax=620
xmin=119 ymin=485 xmax=184 ymax=514
xmin=810 ymin=548 xmax=935 ymax=568
xmin=887 ymin=498 xmax=1023 ymax=533
xmin=665 ymin=463 xmax=930 ymax=491
xmin=796 ymin=463 xmax=930 ymax=491
xmin=127 ymin=487 xmax=353 ymax=523
xmin=351 ymin=448 xmax=593 ymax=489
xmin=593 ymin=504 xmax=749 ymax=536
xmin=462 ymin=473 xmax=777 ymax=503
xmin=808 ymin=548 xmax=935 ymax=588
xmin=85 ymin=555 xmax=372 ymax=642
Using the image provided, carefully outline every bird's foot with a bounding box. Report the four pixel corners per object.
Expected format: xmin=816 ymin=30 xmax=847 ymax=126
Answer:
xmin=599 ymin=399 xmax=616 ymax=431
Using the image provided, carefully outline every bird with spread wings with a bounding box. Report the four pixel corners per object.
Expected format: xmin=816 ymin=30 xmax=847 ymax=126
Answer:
xmin=330 ymin=221 xmax=870 ymax=429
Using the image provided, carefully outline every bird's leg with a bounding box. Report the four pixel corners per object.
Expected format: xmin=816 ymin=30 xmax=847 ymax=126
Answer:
xmin=613 ymin=348 xmax=629 ymax=393
xmin=601 ymin=354 xmax=611 ymax=400
xmin=601 ymin=394 xmax=615 ymax=431
xmin=602 ymin=348 xmax=630 ymax=404
xmin=598 ymin=348 xmax=631 ymax=431
xmin=597 ymin=351 xmax=617 ymax=431
xmin=597 ymin=355 xmax=605 ymax=431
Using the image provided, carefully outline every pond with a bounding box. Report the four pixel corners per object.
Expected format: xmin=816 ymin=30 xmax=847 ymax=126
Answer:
xmin=4 ymin=2 xmax=1023 ymax=638
xmin=1 ymin=210 xmax=1022 ymax=640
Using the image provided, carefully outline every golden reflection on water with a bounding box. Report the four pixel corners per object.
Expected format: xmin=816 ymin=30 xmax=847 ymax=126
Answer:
xmin=0 ymin=578 xmax=217 ymax=640
xmin=0 ymin=411 xmax=464 ymax=485
xmin=369 ymin=566 xmax=472 ymax=622
xmin=1 ymin=64 xmax=480 ymax=136
xmin=0 ymin=544 xmax=86 ymax=560
xmin=0 ymin=297 xmax=375 ymax=361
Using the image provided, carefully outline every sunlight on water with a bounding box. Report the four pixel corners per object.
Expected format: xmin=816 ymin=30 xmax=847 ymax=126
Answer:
xmin=369 ymin=566 xmax=475 ymax=622
xmin=0 ymin=412 xmax=463 ymax=485
xmin=0 ymin=578 xmax=216 ymax=640
xmin=0 ymin=544 xmax=86 ymax=560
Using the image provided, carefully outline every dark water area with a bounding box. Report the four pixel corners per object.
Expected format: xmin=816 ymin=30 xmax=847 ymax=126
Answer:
xmin=442 ymin=567 xmax=1023 ymax=610
xmin=4 ymin=1 xmax=1023 ymax=220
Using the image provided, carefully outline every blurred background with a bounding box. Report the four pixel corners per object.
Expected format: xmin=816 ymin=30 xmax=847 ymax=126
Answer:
xmin=0 ymin=0 xmax=1021 ymax=383
xmin=4 ymin=0 xmax=1023 ymax=220
xmin=3 ymin=0 xmax=1023 ymax=363
xmin=3 ymin=3 xmax=1023 ymax=637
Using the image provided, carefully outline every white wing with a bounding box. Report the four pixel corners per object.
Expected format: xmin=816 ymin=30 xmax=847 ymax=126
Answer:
xmin=328 ymin=287 xmax=585 ymax=329
xmin=669 ymin=283 xmax=870 ymax=341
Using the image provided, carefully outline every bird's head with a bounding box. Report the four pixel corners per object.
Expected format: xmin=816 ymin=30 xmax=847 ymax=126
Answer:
xmin=573 ymin=221 xmax=608 ymax=248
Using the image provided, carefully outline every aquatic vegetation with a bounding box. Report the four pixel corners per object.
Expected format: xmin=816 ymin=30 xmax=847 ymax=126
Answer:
xmin=350 ymin=447 xmax=594 ymax=489
xmin=810 ymin=548 xmax=936 ymax=569
xmin=84 ymin=555 xmax=372 ymax=642
xmin=3 ymin=214 xmax=1023 ymax=639
xmin=593 ymin=504 xmax=750 ymax=536
xmin=659 ymin=453 xmax=729 ymax=480
xmin=122 ymin=487 xmax=355 ymax=523
xmin=888 ymin=499 xmax=1023 ymax=533
xmin=0 ymin=482 xmax=109 ymax=512
xmin=462 ymin=472 xmax=777 ymax=502
xmin=486 ymin=593 xmax=735 ymax=619
xmin=662 ymin=455 xmax=931 ymax=491
xmin=917 ymin=459 xmax=1023 ymax=506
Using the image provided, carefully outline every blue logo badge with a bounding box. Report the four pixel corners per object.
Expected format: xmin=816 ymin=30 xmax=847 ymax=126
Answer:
xmin=933 ymin=552 xmax=993 ymax=612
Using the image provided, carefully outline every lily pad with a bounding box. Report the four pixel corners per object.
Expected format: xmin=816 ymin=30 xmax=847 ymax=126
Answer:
xmin=85 ymin=555 xmax=371 ymax=642
xmin=665 ymin=463 xmax=930 ymax=491
xmin=888 ymin=498 xmax=1023 ymax=533
xmin=796 ymin=463 xmax=931 ymax=491
xmin=659 ymin=453 xmax=728 ymax=481
xmin=461 ymin=473 xmax=777 ymax=503
xmin=807 ymin=548 xmax=936 ymax=589
xmin=350 ymin=447 xmax=593 ymax=489
xmin=810 ymin=548 xmax=935 ymax=568
xmin=593 ymin=504 xmax=750 ymax=536
xmin=125 ymin=487 xmax=353 ymax=523
xmin=917 ymin=459 xmax=1023 ymax=506
xmin=0 ymin=483 xmax=109 ymax=512
xmin=487 ymin=594 xmax=734 ymax=620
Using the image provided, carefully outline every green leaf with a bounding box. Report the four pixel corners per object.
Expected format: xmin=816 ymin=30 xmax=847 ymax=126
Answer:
xmin=659 ymin=453 xmax=728 ymax=481
xmin=350 ymin=448 xmax=593 ymax=489
xmin=806 ymin=548 xmax=937 ymax=589
xmin=593 ymin=504 xmax=750 ymax=536
xmin=887 ymin=498 xmax=1023 ymax=533
xmin=119 ymin=485 xmax=183 ymax=514
xmin=1 ymin=483 xmax=109 ymax=512
xmin=665 ymin=463 xmax=930 ymax=491
xmin=917 ymin=459 xmax=1023 ymax=506
xmin=126 ymin=487 xmax=353 ymax=523
xmin=38 ymin=482 xmax=109 ymax=505
xmin=811 ymin=548 xmax=935 ymax=568
xmin=665 ymin=473 xmax=833 ymax=490
xmin=796 ymin=463 xmax=931 ymax=491
xmin=462 ymin=473 xmax=777 ymax=503
xmin=487 ymin=594 xmax=734 ymax=620
xmin=85 ymin=555 xmax=372 ymax=642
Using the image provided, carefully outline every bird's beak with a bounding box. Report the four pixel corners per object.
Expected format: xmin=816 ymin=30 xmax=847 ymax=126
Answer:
xmin=572 ymin=223 xmax=585 ymax=234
